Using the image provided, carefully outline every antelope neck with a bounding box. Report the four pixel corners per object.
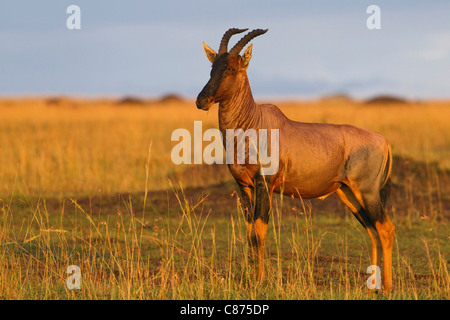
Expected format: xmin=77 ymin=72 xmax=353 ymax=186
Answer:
xmin=218 ymin=74 xmax=260 ymax=132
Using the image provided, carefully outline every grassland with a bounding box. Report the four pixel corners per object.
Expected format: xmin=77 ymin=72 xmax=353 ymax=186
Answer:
xmin=0 ymin=97 xmax=448 ymax=299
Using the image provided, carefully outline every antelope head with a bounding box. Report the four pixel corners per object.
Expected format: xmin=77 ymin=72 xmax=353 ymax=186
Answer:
xmin=196 ymin=28 xmax=268 ymax=110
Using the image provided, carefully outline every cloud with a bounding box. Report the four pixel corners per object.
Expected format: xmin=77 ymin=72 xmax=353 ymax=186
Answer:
xmin=250 ymin=74 xmax=395 ymax=99
xmin=417 ymin=33 xmax=450 ymax=61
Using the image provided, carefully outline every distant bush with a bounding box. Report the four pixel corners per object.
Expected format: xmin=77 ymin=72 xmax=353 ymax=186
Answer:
xmin=158 ymin=93 xmax=184 ymax=104
xmin=320 ymin=93 xmax=353 ymax=104
xmin=365 ymin=95 xmax=408 ymax=105
xmin=116 ymin=96 xmax=148 ymax=105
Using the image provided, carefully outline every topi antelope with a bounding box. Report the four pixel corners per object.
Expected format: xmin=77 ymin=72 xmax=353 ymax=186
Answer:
xmin=196 ymin=28 xmax=395 ymax=291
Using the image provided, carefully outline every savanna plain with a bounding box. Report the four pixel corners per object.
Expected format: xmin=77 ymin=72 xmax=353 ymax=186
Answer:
xmin=0 ymin=96 xmax=448 ymax=299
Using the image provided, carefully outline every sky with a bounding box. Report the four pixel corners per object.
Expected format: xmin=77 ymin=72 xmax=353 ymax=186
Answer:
xmin=1 ymin=1 xmax=450 ymax=100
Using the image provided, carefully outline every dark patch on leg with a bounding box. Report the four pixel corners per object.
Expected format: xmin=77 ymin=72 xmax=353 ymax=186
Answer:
xmin=380 ymin=177 xmax=391 ymax=208
xmin=363 ymin=198 xmax=388 ymax=224
xmin=238 ymin=185 xmax=254 ymax=223
xmin=254 ymin=174 xmax=271 ymax=224
xmin=338 ymin=184 xmax=369 ymax=227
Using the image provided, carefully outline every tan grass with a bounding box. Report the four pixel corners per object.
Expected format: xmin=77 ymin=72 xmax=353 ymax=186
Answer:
xmin=1 ymin=98 xmax=449 ymax=197
xmin=0 ymin=97 xmax=448 ymax=300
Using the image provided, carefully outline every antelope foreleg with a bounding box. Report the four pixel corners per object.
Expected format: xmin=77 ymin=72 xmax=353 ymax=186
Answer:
xmin=249 ymin=176 xmax=272 ymax=282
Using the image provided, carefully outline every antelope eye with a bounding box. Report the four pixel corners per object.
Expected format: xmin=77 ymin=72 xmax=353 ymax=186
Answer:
xmin=227 ymin=66 xmax=235 ymax=72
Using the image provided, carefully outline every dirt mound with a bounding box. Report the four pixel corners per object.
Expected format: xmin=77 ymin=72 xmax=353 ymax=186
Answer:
xmin=157 ymin=93 xmax=184 ymax=104
xmin=365 ymin=95 xmax=408 ymax=105
xmin=115 ymin=94 xmax=184 ymax=106
xmin=320 ymin=93 xmax=353 ymax=103
xmin=116 ymin=96 xmax=148 ymax=105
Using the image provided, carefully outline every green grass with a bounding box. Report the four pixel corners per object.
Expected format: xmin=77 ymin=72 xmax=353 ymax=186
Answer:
xmin=1 ymin=178 xmax=448 ymax=299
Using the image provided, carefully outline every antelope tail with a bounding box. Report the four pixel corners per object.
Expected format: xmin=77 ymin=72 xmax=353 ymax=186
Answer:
xmin=380 ymin=144 xmax=393 ymax=207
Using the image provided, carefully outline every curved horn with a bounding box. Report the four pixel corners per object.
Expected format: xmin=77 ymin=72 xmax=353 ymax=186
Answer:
xmin=228 ymin=29 xmax=268 ymax=57
xmin=218 ymin=28 xmax=249 ymax=55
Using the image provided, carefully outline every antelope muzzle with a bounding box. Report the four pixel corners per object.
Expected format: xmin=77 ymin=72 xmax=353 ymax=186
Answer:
xmin=196 ymin=93 xmax=214 ymax=110
xmin=196 ymin=78 xmax=220 ymax=110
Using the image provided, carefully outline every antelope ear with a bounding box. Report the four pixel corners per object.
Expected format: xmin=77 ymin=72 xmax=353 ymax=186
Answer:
xmin=203 ymin=42 xmax=217 ymax=63
xmin=241 ymin=44 xmax=253 ymax=70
